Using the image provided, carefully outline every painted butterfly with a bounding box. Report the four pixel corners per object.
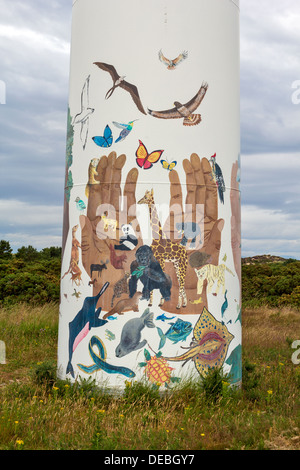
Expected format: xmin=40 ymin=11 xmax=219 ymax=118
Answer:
xmin=135 ymin=140 xmax=163 ymax=170
xmin=161 ymin=159 xmax=177 ymax=171
xmin=93 ymin=125 xmax=113 ymax=148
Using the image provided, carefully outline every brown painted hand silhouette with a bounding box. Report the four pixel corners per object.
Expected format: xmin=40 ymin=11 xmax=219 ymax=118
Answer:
xmin=230 ymin=160 xmax=241 ymax=292
xmin=162 ymin=153 xmax=224 ymax=314
xmin=79 ymin=151 xmax=142 ymax=312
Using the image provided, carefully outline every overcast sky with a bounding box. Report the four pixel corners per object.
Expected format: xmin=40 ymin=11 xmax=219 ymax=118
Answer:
xmin=0 ymin=0 xmax=299 ymax=259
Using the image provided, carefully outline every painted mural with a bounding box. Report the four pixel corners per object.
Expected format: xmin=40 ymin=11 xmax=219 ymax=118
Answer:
xmin=58 ymin=0 xmax=241 ymax=392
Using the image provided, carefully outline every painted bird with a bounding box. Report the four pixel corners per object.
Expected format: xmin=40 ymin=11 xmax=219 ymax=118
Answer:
xmin=75 ymin=197 xmax=86 ymax=213
xmin=209 ymin=153 xmax=225 ymax=204
xmin=112 ymin=120 xmax=138 ymax=143
xmin=93 ymin=62 xmax=147 ymax=115
xmin=73 ymin=75 xmax=94 ymax=149
xmin=158 ymin=49 xmax=188 ymax=70
xmin=148 ymin=81 xmax=208 ymax=126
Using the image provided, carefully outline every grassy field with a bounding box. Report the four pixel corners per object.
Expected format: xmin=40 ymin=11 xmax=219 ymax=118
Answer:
xmin=0 ymin=302 xmax=299 ymax=450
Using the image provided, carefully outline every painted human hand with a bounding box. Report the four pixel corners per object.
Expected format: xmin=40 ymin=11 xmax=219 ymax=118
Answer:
xmin=230 ymin=160 xmax=241 ymax=290
xmin=162 ymin=153 xmax=224 ymax=314
xmin=79 ymin=151 xmax=142 ymax=311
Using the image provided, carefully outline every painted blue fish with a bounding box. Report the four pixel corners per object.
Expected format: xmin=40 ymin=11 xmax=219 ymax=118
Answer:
xmin=156 ymin=313 xmax=176 ymax=322
xmin=77 ymin=335 xmax=135 ymax=378
xmin=221 ymin=290 xmax=228 ymax=318
xmin=157 ymin=318 xmax=193 ymax=349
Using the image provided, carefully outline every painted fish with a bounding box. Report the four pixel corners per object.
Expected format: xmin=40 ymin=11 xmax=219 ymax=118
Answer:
xmin=221 ymin=290 xmax=228 ymax=318
xmin=156 ymin=313 xmax=176 ymax=322
xmin=163 ymin=307 xmax=234 ymax=378
xmin=77 ymin=336 xmax=135 ymax=378
xmin=115 ymin=308 xmax=155 ymax=358
xmin=66 ymin=282 xmax=109 ymax=378
xmin=157 ymin=318 xmax=193 ymax=349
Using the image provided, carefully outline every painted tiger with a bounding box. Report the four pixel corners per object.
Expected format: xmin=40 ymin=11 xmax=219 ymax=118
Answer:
xmin=194 ymin=263 xmax=234 ymax=295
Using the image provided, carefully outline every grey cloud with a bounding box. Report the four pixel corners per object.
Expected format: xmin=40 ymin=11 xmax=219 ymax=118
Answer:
xmin=0 ymin=0 xmax=70 ymax=210
xmin=240 ymin=0 xmax=300 ymax=155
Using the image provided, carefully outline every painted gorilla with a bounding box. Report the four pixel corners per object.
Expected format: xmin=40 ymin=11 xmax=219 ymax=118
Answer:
xmin=129 ymin=245 xmax=172 ymax=303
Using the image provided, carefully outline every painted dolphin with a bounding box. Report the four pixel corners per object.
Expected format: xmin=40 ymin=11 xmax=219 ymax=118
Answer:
xmin=156 ymin=313 xmax=176 ymax=322
xmin=77 ymin=335 xmax=135 ymax=378
xmin=115 ymin=308 xmax=155 ymax=358
xmin=66 ymin=282 xmax=109 ymax=377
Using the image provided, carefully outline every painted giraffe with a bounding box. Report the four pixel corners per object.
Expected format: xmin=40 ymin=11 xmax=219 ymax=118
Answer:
xmin=138 ymin=189 xmax=188 ymax=309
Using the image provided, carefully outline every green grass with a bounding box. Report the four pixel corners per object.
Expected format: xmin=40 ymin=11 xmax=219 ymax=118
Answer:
xmin=0 ymin=303 xmax=299 ymax=450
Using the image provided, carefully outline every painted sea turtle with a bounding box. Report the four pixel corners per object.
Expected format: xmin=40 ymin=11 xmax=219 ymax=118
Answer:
xmin=139 ymin=349 xmax=180 ymax=388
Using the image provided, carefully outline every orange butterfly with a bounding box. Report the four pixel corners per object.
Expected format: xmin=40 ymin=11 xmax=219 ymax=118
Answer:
xmin=135 ymin=140 xmax=164 ymax=170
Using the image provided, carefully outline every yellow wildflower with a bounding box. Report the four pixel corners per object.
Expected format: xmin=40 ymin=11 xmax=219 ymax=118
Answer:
xmin=15 ymin=439 xmax=24 ymax=448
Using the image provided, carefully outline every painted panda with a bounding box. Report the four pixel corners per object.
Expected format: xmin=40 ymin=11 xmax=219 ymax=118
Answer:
xmin=114 ymin=223 xmax=138 ymax=251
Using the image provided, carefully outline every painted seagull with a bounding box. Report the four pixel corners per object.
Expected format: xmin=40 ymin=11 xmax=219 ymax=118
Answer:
xmin=148 ymin=81 xmax=208 ymax=126
xmin=73 ymin=75 xmax=95 ymax=149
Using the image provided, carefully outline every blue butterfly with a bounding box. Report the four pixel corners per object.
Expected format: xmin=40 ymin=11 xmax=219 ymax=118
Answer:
xmin=93 ymin=125 xmax=113 ymax=148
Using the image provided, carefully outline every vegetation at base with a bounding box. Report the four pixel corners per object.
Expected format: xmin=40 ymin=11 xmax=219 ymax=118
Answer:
xmin=0 ymin=303 xmax=299 ymax=450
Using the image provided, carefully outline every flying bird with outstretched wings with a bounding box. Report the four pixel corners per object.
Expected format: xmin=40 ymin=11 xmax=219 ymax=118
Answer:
xmin=148 ymin=82 xmax=208 ymax=126
xmin=158 ymin=49 xmax=188 ymax=70
xmin=73 ymin=75 xmax=95 ymax=149
xmin=93 ymin=62 xmax=147 ymax=115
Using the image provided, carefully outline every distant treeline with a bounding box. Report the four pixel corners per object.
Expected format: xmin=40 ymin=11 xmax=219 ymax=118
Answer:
xmin=0 ymin=240 xmax=299 ymax=309
xmin=242 ymin=259 xmax=300 ymax=309
xmin=0 ymin=241 xmax=61 ymax=305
